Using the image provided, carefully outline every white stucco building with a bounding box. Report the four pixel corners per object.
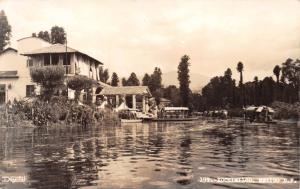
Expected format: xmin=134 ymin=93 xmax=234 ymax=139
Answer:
xmin=0 ymin=36 xmax=107 ymax=104
xmin=0 ymin=37 xmax=52 ymax=104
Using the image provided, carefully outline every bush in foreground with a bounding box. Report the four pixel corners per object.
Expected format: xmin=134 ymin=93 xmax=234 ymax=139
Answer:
xmin=1 ymin=97 xmax=119 ymax=127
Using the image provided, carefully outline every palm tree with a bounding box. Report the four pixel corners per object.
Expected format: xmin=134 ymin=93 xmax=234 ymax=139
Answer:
xmin=253 ymin=76 xmax=259 ymax=105
xmin=254 ymin=76 xmax=258 ymax=83
xmin=236 ymin=62 xmax=244 ymax=87
xmin=273 ymin=65 xmax=281 ymax=83
xmin=273 ymin=65 xmax=282 ymax=101
xmin=237 ymin=62 xmax=244 ymax=106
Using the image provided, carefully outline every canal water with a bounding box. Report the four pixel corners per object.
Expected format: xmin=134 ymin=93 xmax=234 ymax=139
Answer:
xmin=0 ymin=119 xmax=299 ymax=189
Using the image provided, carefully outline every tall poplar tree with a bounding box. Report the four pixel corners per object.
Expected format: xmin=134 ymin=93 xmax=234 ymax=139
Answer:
xmin=0 ymin=10 xmax=12 ymax=52
xmin=126 ymin=72 xmax=140 ymax=86
xmin=178 ymin=55 xmax=191 ymax=107
xmin=142 ymin=73 xmax=151 ymax=86
xmin=148 ymin=67 xmax=162 ymax=92
xmin=111 ymin=72 xmax=119 ymax=86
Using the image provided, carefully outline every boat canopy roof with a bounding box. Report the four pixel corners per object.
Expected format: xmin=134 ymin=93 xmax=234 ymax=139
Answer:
xmin=245 ymin=106 xmax=275 ymax=113
xmin=245 ymin=106 xmax=257 ymax=111
xmin=256 ymin=106 xmax=275 ymax=113
xmin=163 ymin=107 xmax=189 ymax=111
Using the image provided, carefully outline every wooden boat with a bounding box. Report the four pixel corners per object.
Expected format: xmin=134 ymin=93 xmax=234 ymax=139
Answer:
xmin=152 ymin=117 xmax=199 ymax=122
xmin=264 ymin=120 xmax=277 ymax=124
xmin=244 ymin=106 xmax=277 ymax=124
xmin=153 ymin=107 xmax=199 ymax=122
xmin=119 ymin=109 xmax=143 ymax=123
xmin=121 ymin=119 xmax=142 ymax=123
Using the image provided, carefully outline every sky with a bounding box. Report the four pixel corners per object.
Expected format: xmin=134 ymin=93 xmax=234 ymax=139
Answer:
xmin=1 ymin=0 xmax=300 ymax=82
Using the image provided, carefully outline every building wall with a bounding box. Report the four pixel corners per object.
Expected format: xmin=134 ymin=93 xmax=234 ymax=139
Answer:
xmin=0 ymin=36 xmax=103 ymax=103
xmin=0 ymin=50 xmax=35 ymax=102
xmin=17 ymin=37 xmax=51 ymax=54
xmin=73 ymin=54 xmax=100 ymax=80
xmin=0 ymin=37 xmax=51 ymax=103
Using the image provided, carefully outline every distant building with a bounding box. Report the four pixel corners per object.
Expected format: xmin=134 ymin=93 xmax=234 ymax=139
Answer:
xmin=0 ymin=37 xmax=52 ymax=104
xmin=159 ymin=97 xmax=172 ymax=107
xmin=100 ymin=86 xmax=152 ymax=113
xmin=149 ymin=97 xmax=172 ymax=108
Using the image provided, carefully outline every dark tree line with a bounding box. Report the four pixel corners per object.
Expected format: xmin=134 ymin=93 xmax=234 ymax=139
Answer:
xmin=96 ymin=56 xmax=298 ymax=111
xmin=198 ymin=59 xmax=299 ymax=111
xmin=122 ymin=72 xmax=140 ymax=86
xmin=109 ymin=56 xmax=191 ymax=107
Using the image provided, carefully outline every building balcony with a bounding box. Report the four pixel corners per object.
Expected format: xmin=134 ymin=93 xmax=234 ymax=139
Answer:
xmin=64 ymin=65 xmax=74 ymax=75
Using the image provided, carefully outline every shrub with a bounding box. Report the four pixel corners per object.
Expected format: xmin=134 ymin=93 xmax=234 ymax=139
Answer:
xmin=30 ymin=66 xmax=65 ymax=100
xmin=271 ymin=101 xmax=299 ymax=120
xmin=2 ymin=97 xmax=120 ymax=127
xmin=67 ymin=75 xmax=97 ymax=104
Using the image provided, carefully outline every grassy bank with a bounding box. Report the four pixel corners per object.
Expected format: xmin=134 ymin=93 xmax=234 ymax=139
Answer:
xmin=226 ymin=101 xmax=299 ymax=120
xmin=271 ymin=101 xmax=299 ymax=120
xmin=0 ymin=97 xmax=119 ymax=127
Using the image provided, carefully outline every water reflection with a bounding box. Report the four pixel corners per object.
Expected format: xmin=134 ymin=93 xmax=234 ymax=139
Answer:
xmin=0 ymin=120 xmax=299 ymax=189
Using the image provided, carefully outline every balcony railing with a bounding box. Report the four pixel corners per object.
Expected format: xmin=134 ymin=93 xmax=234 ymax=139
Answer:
xmin=64 ymin=65 xmax=74 ymax=75
xmin=39 ymin=65 xmax=74 ymax=75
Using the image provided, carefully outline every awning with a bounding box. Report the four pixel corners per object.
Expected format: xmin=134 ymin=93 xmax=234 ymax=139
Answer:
xmin=100 ymin=86 xmax=152 ymax=96
xmin=256 ymin=106 xmax=275 ymax=113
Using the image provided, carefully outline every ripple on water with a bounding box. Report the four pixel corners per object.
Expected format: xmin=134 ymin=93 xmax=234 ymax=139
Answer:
xmin=0 ymin=121 xmax=299 ymax=189
xmin=148 ymin=181 xmax=171 ymax=188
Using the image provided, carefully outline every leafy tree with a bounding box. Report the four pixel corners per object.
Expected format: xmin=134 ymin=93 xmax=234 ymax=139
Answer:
xmin=163 ymin=85 xmax=181 ymax=106
xmin=178 ymin=55 xmax=191 ymax=107
xmin=30 ymin=66 xmax=65 ymax=100
xmin=99 ymin=67 xmax=104 ymax=81
xmin=34 ymin=26 xmax=66 ymax=44
xmin=38 ymin=31 xmax=51 ymax=42
xmin=102 ymin=69 xmax=109 ymax=83
xmin=254 ymin=76 xmax=258 ymax=82
xmin=50 ymin=26 xmax=66 ymax=44
xmin=149 ymin=67 xmax=162 ymax=92
xmin=142 ymin=73 xmax=151 ymax=86
xmin=122 ymin=78 xmax=127 ymax=86
xmin=99 ymin=67 xmax=109 ymax=83
xmin=224 ymin=68 xmax=232 ymax=78
xmin=0 ymin=10 xmax=12 ymax=52
xmin=191 ymin=93 xmax=206 ymax=112
xmin=126 ymin=72 xmax=140 ymax=86
xmin=280 ymin=58 xmax=299 ymax=102
xmin=111 ymin=72 xmax=119 ymax=86
xmin=281 ymin=58 xmax=298 ymax=86
xmin=68 ymin=75 xmax=97 ymax=103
